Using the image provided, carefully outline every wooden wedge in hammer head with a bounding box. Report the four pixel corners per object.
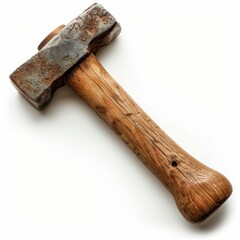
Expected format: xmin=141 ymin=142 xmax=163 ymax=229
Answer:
xmin=9 ymin=3 xmax=232 ymax=223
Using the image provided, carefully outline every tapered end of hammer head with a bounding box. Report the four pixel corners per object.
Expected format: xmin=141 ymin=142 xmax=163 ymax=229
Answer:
xmin=10 ymin=3 xmax=121 ymax=110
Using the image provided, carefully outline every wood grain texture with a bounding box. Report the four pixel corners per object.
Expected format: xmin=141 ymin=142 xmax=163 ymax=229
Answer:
xmin=39 ymin=27 xmax=232 ymax=223
xmin=65 ymin=53 xmax=232 ymax=223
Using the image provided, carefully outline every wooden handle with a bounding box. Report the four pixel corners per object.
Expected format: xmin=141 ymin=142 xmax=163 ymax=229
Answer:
xmin=40 ymin=28 xmax=232 ymax=223
xmin=65 ymin=53 xmax=232 ymax=223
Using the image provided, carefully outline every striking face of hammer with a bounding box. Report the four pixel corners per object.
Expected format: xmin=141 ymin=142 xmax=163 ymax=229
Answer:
xmin=10 ymin=3 xmax=121 ymax=109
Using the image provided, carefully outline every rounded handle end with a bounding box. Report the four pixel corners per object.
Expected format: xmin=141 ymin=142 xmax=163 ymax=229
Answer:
xmin=173 ymin=168 xmax=232 ymax=223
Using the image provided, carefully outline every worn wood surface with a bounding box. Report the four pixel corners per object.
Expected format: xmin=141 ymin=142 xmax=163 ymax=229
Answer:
xmin=66 ymin=53 xmax=232 ymax=223
xmin=41 ymin=28 xmax=232 ymax=223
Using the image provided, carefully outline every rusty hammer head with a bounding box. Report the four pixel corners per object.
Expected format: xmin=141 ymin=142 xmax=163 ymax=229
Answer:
xmin=10 ymin=3 xmax=121 ymax=110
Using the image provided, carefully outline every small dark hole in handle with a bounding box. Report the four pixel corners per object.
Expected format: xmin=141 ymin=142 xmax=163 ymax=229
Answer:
xmin=171 ymin=160 xmax=178 ymax=167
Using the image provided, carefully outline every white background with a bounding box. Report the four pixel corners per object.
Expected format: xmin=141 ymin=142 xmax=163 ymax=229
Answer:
xmin=0 ymin=0 xmax=239 ymax=239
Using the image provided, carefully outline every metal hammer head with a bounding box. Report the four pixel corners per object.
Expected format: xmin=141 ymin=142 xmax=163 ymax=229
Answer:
xmin=10 ymin=3 xmax=121 ymax=109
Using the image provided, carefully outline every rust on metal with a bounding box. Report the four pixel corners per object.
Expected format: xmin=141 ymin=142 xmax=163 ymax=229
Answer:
xmin=10 ymin=3 xmax=121 ymax=109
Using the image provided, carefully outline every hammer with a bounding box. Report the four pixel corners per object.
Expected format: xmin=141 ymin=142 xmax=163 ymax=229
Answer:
xmin=10 ymin=3 xmax=232 ymax=223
